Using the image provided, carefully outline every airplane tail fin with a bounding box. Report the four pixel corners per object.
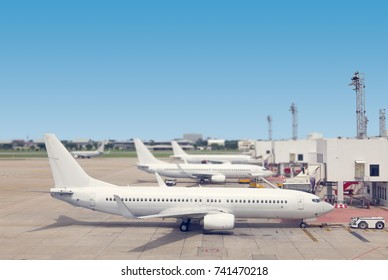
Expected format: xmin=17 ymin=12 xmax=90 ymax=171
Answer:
xmin=134 ymin=138 xmax=164 ymax=165
xmin=171 ymin=141 xmax=188 ymax=157
xmin=97 ymin=141 xmax=105 ymax=153
xmin=44 ymin=134 xmax=114 ymax=188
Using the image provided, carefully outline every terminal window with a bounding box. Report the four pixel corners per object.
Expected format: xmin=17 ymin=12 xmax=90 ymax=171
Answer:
xmin=370 ymin=164 xmax=380 ymax=177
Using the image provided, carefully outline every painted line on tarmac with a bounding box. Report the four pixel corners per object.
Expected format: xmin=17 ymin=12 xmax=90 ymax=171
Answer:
xmin=302 ymin=229 xmax=318 ymax=242
xmin=351 ymin=246 xmax=381 ymax=260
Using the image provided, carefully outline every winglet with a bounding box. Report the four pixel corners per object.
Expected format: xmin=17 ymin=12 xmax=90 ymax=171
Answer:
xmin=155 ymin=172 xmax=168 ymax=188
xmin=176 ymin=163 xmax=187 ymax=175
xmin=114 ymin=195 xmax=138 ymax=219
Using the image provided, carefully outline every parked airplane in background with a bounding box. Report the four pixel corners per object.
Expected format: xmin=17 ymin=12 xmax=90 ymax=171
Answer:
xmin=45 ymin=134 xmax=334 ymax=232
xmin=171 ymin=141 xmax=261 ymax=164
xmin=135 ymin=139 xmax=272 ymax=184
xmin=71 ymin=142 xmax=105 ymax=159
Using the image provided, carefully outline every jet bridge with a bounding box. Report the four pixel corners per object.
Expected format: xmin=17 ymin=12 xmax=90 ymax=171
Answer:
xmin=282 ymin=164 xmax=324 ymax=193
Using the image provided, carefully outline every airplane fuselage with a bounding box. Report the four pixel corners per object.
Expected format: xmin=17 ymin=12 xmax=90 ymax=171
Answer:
xmin=45 ymin=134 xmax=333 ymax=232
xmin=138 ymin=162 xmax=272 ymax=179
xmin=51 ymin=186 xmax=332 ymax=221
xmin=71 ymin=151 xmax=101 ymax=158
xmin=175 ymin=154 xmax=261 ymax=165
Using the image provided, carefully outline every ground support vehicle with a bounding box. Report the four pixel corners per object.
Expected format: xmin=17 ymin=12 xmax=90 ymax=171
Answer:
xmin=349 ymin=217 xmax=385 ymax=229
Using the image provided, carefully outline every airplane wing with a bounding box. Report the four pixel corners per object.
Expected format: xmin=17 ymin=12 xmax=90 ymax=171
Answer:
xmin=114 ymin=195 xmax=138 ymax=219
xmin=188 ymin=172 xmax=222 ymax=179
xmin=202 ymin=160 xmax=231 ymax=164
xmin=138 ymin=208 xmax=210 ymax=220
xmin=175 ymin=164 xmax=221 ymax=179
xmin=176 ymin=164 xmax=198 ymax=179
xmin=249 ymin=173 xmax=264 ymax=177
xmin=114 ymin=195 xmax=228 ymax=220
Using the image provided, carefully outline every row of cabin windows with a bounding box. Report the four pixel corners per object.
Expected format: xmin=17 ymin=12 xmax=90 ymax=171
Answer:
xmin=105 ymin=197 xmax=288 ymax=204
xmin=106 ymin=197 xmax=202 ymax=203
xmin=227 ymin=199 xmax=287 ymax=204
xmin=163 ymin=168 xmax=250 ymax=172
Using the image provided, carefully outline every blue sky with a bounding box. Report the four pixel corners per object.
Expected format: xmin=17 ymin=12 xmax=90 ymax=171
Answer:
xmin=1 ymin=0 xmax=387 ymax=141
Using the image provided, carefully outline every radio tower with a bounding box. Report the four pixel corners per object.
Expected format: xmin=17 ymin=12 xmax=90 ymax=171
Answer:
xmin=349 ymin=71 xmax=367 ymax=139
xmin=290 ymin=103 xmax=298 ymax=140
xmin=267 ymin=115 xmax=272 ymax=141
xmin=380 ymin=109 xmax=386 ymax=137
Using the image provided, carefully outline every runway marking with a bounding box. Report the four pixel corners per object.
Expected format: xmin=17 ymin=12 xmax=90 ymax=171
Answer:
xmin=302 ymin=229 xmax=318 ymax=242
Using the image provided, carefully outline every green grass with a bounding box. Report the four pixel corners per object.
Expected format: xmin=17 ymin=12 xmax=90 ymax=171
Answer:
xmin=0 ymin=151 xmax=48 ymax=158
xmin=0 ymin=150 xmax=174 ymax=159
xmin=102 ymin=151 xmax=173 ymax=158
xmin=0 ymin=149 xmax=240 ymax=159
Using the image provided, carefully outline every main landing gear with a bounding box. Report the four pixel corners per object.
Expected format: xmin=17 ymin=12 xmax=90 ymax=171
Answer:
xmin=180 ymin=218 xmax=191 ymax=232
xmin=299 ymin=221 xmax=307 ymax=228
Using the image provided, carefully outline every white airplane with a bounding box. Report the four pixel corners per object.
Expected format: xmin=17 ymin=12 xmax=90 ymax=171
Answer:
xmin=45 ymin=134 xmax=334 ymax=232
xmin=71 ymin=141 xmax=105 ymax=159
xmin=135 ymin=139 xmax=272 ymax=184
xmin=171 ymin=141 xmax=261 ymax=164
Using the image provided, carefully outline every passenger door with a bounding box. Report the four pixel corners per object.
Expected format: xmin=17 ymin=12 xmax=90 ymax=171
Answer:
xmin=89 ymin=193 xmax=96 ymax=208
xmin=297 ymin=196 xmax=304 ymax=210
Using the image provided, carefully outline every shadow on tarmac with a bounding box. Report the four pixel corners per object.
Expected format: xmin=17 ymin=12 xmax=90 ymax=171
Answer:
xmin=29 ymin=215 xmax=179 ymax=232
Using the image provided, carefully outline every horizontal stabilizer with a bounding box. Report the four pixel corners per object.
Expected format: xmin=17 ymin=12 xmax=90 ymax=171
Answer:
xmin=50 ymin=188 xmax=73 ymax=195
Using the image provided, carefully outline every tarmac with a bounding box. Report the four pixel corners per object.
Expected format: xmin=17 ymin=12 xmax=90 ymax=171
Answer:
xmin=1 ymin=157 xmax=388 ymax=260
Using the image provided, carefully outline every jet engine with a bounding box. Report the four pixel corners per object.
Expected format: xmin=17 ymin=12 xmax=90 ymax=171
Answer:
xmin=210 ymin=174 xmax=226 ymax=183
xmin=203 ymin=213 xmax=235 ymax=230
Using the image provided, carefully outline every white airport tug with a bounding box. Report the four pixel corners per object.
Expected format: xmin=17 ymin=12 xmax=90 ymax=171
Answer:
xmin=349 ymin=217 xmax=385 ymax=229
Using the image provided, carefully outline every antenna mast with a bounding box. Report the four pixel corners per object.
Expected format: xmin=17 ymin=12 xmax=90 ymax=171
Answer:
xmin=290 ymin=103 xmax=298 ymax=140
xmin=349 ymin=71 xmax=367 ymax=139
xmin=380 ymin=109 xmax=386 ymax=137
xmin=267 ymin=115 xmax=272 ymax=141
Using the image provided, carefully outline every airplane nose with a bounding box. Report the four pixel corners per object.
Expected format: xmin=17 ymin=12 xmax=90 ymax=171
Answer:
xmin=323 ymin=202 xmax=334 ymax=214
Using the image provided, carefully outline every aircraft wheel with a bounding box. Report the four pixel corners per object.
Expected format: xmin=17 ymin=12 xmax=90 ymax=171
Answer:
xmin=200 ymin=178 xmax=205 ymax=184
xmin=180 ymin=222 xmax=189 ymax=232
xmin=300 ymin=222 xmax=307 ymax=229
xmin=376 ymin=221 xmax=384 ymax=230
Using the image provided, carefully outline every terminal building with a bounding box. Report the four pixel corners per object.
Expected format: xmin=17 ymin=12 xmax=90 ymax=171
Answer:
xmin=255 ymin=137 xmax=388 ymax=208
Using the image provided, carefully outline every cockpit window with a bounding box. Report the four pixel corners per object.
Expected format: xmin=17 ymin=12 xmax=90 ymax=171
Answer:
xmin=312 ymin=198 xmax=321 ymax=203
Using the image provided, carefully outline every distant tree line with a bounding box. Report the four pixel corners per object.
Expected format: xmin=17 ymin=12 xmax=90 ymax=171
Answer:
xmin=194 ymin=139 xmax=238 ymax=150
xmin=0 ymin=139 xmax=240 ymax=151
